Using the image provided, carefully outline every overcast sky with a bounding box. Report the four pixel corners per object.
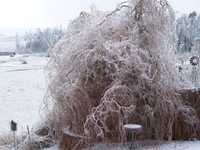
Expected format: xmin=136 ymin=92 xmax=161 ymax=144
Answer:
xmin=0 ymin=0 xmax=199 ymax=29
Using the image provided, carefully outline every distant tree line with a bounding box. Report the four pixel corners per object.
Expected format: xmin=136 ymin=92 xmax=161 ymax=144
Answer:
xmin=16 ymin=27 xmax=64 ymax=53
xmin=176 ymin=11 xmax=200 ymax=53
xmin=15 ymin=13 xmax=200 ymax=55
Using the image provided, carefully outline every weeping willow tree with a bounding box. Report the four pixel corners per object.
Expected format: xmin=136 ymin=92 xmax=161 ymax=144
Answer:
xmin=46 ymin=0 xmax=200 ymax=149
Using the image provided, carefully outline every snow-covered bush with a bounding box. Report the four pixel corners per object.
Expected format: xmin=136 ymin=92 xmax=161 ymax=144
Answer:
xmin=46 ymin=0 xmax=199 ymax=148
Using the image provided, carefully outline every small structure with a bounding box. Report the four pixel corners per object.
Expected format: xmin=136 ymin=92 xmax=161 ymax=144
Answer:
xmin=124 ymin=124 xmax=143 ymax=149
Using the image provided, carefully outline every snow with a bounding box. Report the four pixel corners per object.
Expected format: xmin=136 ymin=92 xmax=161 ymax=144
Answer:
xmin=89 ymin=141 xmax=200 ymax=150
xmin=0 ymin=54 xmax=48 ymax=135
xmin=2 ymin=141 xmax=200 ymax=150
xmin=124 ymin=124 xmax=142 ymax=130
xmin=0 ymin=144 xmax=59 ymax=150
xmin=40 ymin=141 xmax=200 ymax=150
xmin=140 ymin=141 xmax=200 ymax=150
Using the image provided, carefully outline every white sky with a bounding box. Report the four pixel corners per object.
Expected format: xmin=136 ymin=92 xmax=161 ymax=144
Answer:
xmin=0 ymin=0 xmax=199 ymax=28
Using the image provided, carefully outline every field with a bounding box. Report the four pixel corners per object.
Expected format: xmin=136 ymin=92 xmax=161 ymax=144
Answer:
xmin=0 ymin=54 xmax=48 ymax=136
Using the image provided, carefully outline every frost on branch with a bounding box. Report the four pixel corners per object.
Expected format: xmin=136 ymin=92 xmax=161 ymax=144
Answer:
xmin=46 ymin=0 xmax=200 ymax=148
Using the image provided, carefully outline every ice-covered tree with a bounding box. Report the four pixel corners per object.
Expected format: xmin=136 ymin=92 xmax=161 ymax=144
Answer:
xmin=20 ymin=28 xmax=65 ymax=53
xmin=176 ymin=11 xmax=200 ymax=53
xmin=45 ymin=0 xmax=200 ymax=149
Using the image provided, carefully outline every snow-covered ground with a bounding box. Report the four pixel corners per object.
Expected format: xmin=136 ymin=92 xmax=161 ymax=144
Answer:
xmin=3 ymin=141 xmax=200 ymax=150
xmin=88 ymin=141 xmax=200 ymax=150
xmin=0 ymin=54 xmax=48 ymax=135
